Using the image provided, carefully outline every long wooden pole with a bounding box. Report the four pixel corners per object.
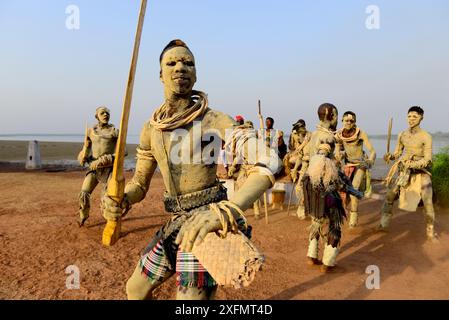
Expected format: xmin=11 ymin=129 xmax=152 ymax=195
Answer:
xmin=286 ymin=183 xmax=294 ymax=216
xmin=385 ymin=117 xmax=393 ymax=165
xmin=107 ymin=0 xmax=147 ymax=202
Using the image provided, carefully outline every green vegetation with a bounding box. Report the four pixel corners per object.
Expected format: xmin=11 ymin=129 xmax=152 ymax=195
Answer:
xmin=432 ymin=146 xmax=449 ymax=207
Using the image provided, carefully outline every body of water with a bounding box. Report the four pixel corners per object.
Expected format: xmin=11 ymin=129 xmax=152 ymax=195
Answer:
xmin=1 ymin=134 xmax=448 ymax=154
xmin=0 ymin=134 xmax=141 ymax=145
xmin=369 ymin=137 xmax=449 ymax=155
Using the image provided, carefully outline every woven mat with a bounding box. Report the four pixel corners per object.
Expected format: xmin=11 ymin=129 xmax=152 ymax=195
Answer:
xmin=192 ymin=231 xmax=265 ymax=289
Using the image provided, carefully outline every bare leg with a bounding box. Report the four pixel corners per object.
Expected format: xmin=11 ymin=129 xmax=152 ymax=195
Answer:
xmin=78 ymin=173 xmax=99 ymax=226
xmin=348 ymin=169 xmax=365 ymax=228
xmin=379 ymin=184 xmax=399 ymax=231
xmin=295 ymin=181 xmax=306 ymax=220
xmin=126 ymin=262 xmax=174 ymax=300
xmin=126 ymin=235 xmax=174 ymax=300
xmin=421 ymin=174 xmax=436 ymax=240
xmin=296 ymin=205 xmax=306 ymax=219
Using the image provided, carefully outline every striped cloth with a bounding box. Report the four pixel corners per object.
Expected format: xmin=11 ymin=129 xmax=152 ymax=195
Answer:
xmin=176 ymin=251 xmax=216 ymax=288
xmin=140 ymin=239 xmax=171 ymax=282
xmin=139 ymin=238 xmax=217 ymax=288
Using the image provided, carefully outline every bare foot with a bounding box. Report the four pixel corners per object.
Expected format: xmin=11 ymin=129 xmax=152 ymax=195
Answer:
xmin=320 ymin=265 xmax=337 ymax=273
xmin=427 ymin=233 xmax=439 ymax=244
xmin=78 ymin=217 xmax=88 ymax=227
xmin=375 ymin=225 xmax=389 ymax=233
xmin=307 ymin=257 xmax=322 ymax=266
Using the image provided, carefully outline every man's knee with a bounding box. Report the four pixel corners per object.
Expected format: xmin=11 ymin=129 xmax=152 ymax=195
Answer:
xmin=126 ymin=265 xmax=157 ymax=300
xmin=385 ymin=188 xmax=398 ymax=203
xmin=351 ymin=171 xmax=365 ymax=189
xmin=126 ymin=275 xmax=152 ymax=300
xmin=423 ymin=200 xmax=435 ymax=224
xmin=349 ymin=196 xmax=359 ymax=209
xmin=421 ymin=179 xmax=434 ymax=204
xmin=81 ymin=173 xmax=98 ymax=193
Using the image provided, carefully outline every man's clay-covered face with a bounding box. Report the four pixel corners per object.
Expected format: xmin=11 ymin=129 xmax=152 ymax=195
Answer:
xmin=407 ymin=111 xmax=423 ymax=129
xmin=160 ymin=47 xmax=196 ymax=96
xmin=342 ymin=114 xmax=356 ymax=131
xmin=97 ymin=109 xmax=110 ymax=125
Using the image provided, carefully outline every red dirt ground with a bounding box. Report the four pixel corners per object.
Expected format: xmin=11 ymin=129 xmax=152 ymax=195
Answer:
xmin=1 ymin=169 xmax=448 ymax=300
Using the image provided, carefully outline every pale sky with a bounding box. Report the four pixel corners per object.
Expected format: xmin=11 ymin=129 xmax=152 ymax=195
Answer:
xmin=1 ymin=0 xmax=448 ymax=135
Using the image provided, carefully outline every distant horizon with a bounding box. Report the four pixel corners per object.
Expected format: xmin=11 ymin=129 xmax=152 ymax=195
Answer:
xmin=2 ymin=132 xmax=449 ymax=157
xmin=1 ymin=130 xmax=449 ymax=138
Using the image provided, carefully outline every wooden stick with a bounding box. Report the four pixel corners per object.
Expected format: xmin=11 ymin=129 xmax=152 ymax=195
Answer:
xmin=107 ymin=0 xmax=148 ymax=203
xmin=286 ymin=183 xmax=294 ymax=216
xmin=386 ymin=117 xmax=393 ymax=165
xmin=258 ymin=100 xmax=264 ymax=130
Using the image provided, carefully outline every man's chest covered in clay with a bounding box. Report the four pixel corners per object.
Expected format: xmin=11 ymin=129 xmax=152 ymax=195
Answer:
xmin=343 ymin=139 xmax=364 ymax=161
xmin=401 ymin=131 xmax=427 ymax=158
xmin=149 ymin=118 xmax=226 ymax=194
xmin=90 ymin=128 xmax=117 ymax=158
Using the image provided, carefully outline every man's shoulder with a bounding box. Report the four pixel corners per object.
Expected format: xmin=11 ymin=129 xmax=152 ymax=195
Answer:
xmin=358 ymin=128 xmax=369 ymax=138
xmin=138 ymin=120 xmax=153 ymax=148
xmin=90 ymin=124 xmax=116 ymax=135
xmin=202 ymin=108 xmax=236 ymax=129
xmin=204 ymin=108 xmax=234 ymax=121
xmin=398 ymin=129 xmax=407 ymax=139
xmin=419 ymin=128 xmax=432 ymax=140
xmin=308 ymin=130 xmax=326 ymax=143
xmin=313 ymin=129 xmax=334 ymax=139
xmin=142 ymin=119 xmax=152 ymax=130
xmin=399 ymin=128 xmax=431 ymax=139
xmin=108 ymin=124 xmax=119 ymax=135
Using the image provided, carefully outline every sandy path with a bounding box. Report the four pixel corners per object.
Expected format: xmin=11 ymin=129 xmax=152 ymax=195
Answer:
xmin=0 ymin=170 xmax=448 ymax=300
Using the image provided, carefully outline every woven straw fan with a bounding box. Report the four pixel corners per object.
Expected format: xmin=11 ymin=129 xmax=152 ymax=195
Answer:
xmin=192 ymin=231 xmax=265 ymax=289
